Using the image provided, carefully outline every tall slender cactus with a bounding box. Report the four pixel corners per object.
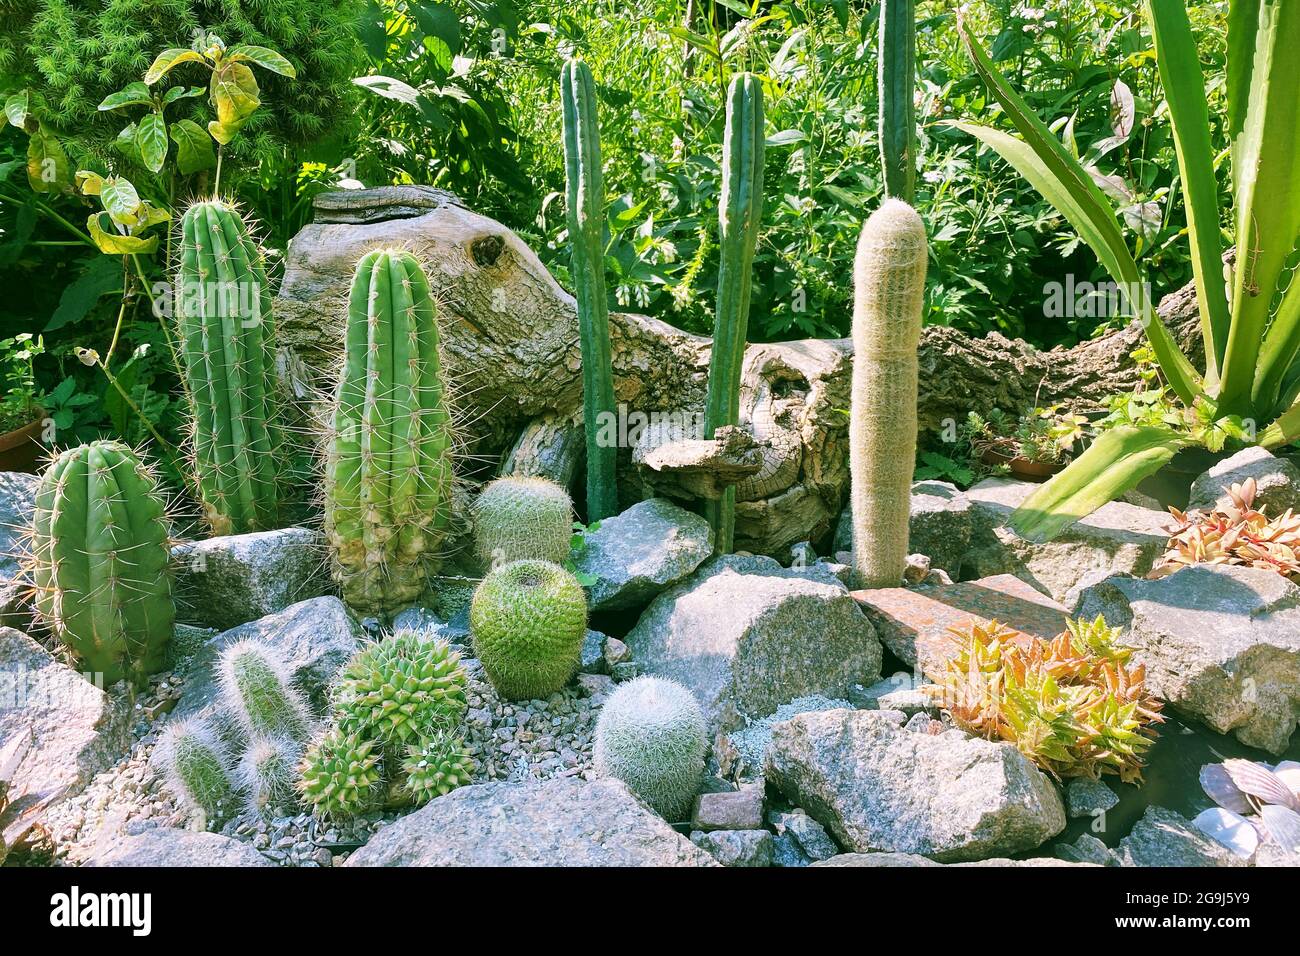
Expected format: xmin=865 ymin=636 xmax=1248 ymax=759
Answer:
xmin=560 ymin=58 xmax=620 ymax=521
xmin=703 ymin=72 xmax=765 ymax=553
xmin=878 ymin=0 xmax=917 ymax=201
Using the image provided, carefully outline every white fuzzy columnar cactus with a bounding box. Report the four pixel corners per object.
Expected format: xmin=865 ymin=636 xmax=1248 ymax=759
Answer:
xmin=850 ymin=199 xmax=927 ymax=589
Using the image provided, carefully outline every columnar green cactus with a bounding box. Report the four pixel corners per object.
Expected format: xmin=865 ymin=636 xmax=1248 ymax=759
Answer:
xmin=158 ymin=716 xmax=239 ymax=822
xmin=217 ymin=639 xmax=312 ymax=743
xmin=561 ymin=57 xmax=620 ymax=521
xmin=176 ymin=199 xmax=280 ymax=535
xmin=30 ymin=440 xmax=173 ymax=687
xmin=237 ymin=735 xmax=301 ymax=815
xmin=878 ymin=0 xmax=917 ymax=201
xmin=324 ymin=249 xmax=455 ymax=618
xmin=703 ymin=73 xmax=765 ymax=553
xmin=850 ymin=199 xmax=927 ymax=588
xmin=473 ymin=475 xmax=574 ymax=566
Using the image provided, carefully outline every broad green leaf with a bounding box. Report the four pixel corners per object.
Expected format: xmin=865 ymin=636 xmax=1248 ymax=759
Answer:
xmin=409 ymin=2 xmax=462 ymax=56
xmin=135 ymin=112 xmax=168 ymax=173
xmin=144 ymin=48 xmax=206 ymax=85
xmin=765 ymin=129 xmax=806 ymax=146
xmin=26 ymin=126 xmax=69 ymax=193
xmin=97 ymin=82 xmax=154 ymax=111
xmin=4 ymin=90 xmax=31 ymax=129
xmin=86 ymin=212 xmax=159 ymax=255
xmin=47 ymin=257 xmax=123 ymax=332
xmin=207 ymin=119 xmax=243 ymax=146
xmin=161 ymin=85 xmax=205 ymax=106
xmin=1146 ymin=0 xmax=1230 ymax=385
xmin=169 ymin=118 xmax=216 ymax=174
xmin=75 ymin=170 xmax=104 ymax=196
xmin=1009 ymin=426 xmax=1189 ymax=542
xmin=210 ymin=60 xmax=260 ymax=128
xmin=138 ymin=202 xmax=171 ymax=229
xmin=100 ymin=177 xmax=142 ymax=225
xmin=225 ymin=45 xmax=296 ymax=77
xmin=114 ymin=121 xmax=140 ymax=160
xmin=353 ymin=74 xmax=423 ymax=108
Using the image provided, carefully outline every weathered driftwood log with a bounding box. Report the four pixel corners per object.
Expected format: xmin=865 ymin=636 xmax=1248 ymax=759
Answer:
xmin=274 ymin=186 xmax=1200 ymax=555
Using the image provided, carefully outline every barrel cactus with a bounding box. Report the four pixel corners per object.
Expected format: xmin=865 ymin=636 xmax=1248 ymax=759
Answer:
xmin=236 ymin=735 xmax=300 ymax=815
xmin=560 ymin=57 xmax=620 ymax=521
xmin=469 ymin=559 xmax=587 ymax=700
xmin=593 ymin=676 xmax=707 ymax=821
xmin=157 ymin=716 xmax=240 ymax=822
xmin=176 ymin=199 xmax=281 ymax=535
xmin=298 ymin=727 xmax=383 ymax=821
xmin=217 ymin=639 xmax=312 ymax=743
xmin=401 ymin=730 xmax=475 ymax=804
xmin=29 ymin=440 xmax=173 ymax=687
xmin=324 ymin=248 xmax=455 ymax=618
xmin=849 ymin=199 xmax=927 ymax=588
xmin=703 ymin=73 xmax=765 ymax=552
xmin=472 ymin=475 xmax=574 ymax=566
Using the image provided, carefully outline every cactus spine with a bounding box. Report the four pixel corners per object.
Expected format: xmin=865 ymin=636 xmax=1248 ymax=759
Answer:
xmin=850 ymin=200 xmax=927 ymax=588
xmin=703 ymin=73 xmax=765 ymax=552
xmin=561 ymin=58 xmax=619 ymax=521
xmin=878 ymin=0 xmax=917 ymax=201
xmin=176 ymin=199 xmax=280 ymax=535
xmin=30 ymin=441 xmax=173 ymax=687
xmin=324 ymin=249 xmax=454 ymax=618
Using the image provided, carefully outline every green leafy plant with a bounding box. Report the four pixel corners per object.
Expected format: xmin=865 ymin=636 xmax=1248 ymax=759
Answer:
xmin=0 ymin=332 xmax=46 ymax=433
xmin=96 ymin=80 xmax=210 ymax=176
xmin=472 ymin=475 xmax=575 ymax=567
xmin=953 ymin=2 xmax=1300 ymax=542
xmin=966 ymin=405 xmax=1090 ymax=466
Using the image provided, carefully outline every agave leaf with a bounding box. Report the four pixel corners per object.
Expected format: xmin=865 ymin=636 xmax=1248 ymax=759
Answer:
xmin=1222 ymin=757 xmax=1298 ymax=810
xmin=1258 ymin=804 xmax=1300 ymax=853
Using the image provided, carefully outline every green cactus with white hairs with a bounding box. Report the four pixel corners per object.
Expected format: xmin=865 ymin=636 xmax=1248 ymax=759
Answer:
xmin=561 ymin=57 xmax=620 ymax=521
xmin=29 ymin=440 xmax=173 ymax=688
xmin=469 ymin=559 xmax=587 ymax=701
xmin=703 ymin=73 xmax=765 ymax=553
xmin=176 ymin=199 xmax=281 ymax=535
xmin=324 ymin=248 xmax=455 ymax=618
xmin=593 ymin=676 xmax=707 ymax=821
xmin=473 ymin=475 xmax=574 ymax=566
xmin=849 ymin=199 xmax=927 ymax=588
xmin=217 ymin=639 xmax=312 ymax=743
xmin=157 ymin=716 xmax=240 ymax=822
xmin=236 ymin=735 xmax=301 ymax=815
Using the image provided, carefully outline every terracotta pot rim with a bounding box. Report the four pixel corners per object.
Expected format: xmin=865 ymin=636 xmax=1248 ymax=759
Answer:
xmin=0 ymin=410 xmax=45 ymax=453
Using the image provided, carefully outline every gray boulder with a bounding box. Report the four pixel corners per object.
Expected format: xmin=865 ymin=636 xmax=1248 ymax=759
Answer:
xmin=1075 ymin=565 xmax=1300 ymax=753
xmin=834 ymin=480 xmax=972 ymax=577
xmin=963 ymin=477 xmax=1170 ymax=604
xmin=690 ymin=829 xmax=773 ymax=867
xmin=345 ymin=777 xmax=717 ymax=867
xmin=720 ymin=695 xmax=852 ymax=782
xmin=1188 ymin=446 xmax=1300 ymax=515
xmin=765 ymin=709 xmax=1065 ymax=862
xmin=768 ymin=808 xmax=839 ymax=861
xmin=625 ymin=557 xmax=881 ymax=732
xmin=813 ymin=853 xmax=1090 ymax=867
xmin=174 ymin=596 xmax=363 ymax=719
xmin=86 ymin=828 xmax=272 ymax=867
xmin=0 ymin=628 xmax=131 ymax=812
xmin=1056 ymin=833 xmax=1121 ymax=866
xmin=172 ymin=527 xmax=329 ymax=632
xmin=1118 ymin=806 xmax=1249 ymax=867
xmin=0 ymin=472 xmax=37 ymax=628
xmin=1065 ymin=778 xmax=1119 ymax=819
xmin=574 ymin=498 xmax=714 ymax=612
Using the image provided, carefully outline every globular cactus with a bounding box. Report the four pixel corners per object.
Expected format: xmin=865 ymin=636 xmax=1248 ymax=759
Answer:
xmin=298 ymin=727 xmax=383 ymax=821
xmin=472 ymin=475 xmax=574 ymax=566
xmin=157 ymin=716 xmax=240 ymax=822
xmin=236 ymin=735 xmax=301 ymax=815
xmin=850 ymin=199 xmax=927 ymax=588
xmin=560 ymin=57 xmax=619 ymax=521
xmin=878 ymin=0 xmax=917 ymax=201
xmin=324 ymin=248 xmax=455 ymax=619
xmin=469 ymin=559 xmax=587 ymax=701
xmin=217 ymin=639 xmax=312 ymax=743
xmin=401 ymin=730 xmax=475 ymax=804
xmin=176 ymin=199 xmax=280 ymax=535
xmin=703 ymin=73 xmax=765 ymax=553
xmin=593 ymin=676 xmax=707 ymax=821
xmin=30 ymin=440 xmax=173 ymax=687
xmin=333 ymin=630 xmax=468 ymax=750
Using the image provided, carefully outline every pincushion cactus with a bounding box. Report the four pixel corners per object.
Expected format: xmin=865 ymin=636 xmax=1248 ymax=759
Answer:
xmin=217 ymin=639 xmax=312 ymax=743
xmin=298 ymin=728 xmax=383 ymax=821
xmin=593 ymin=676 xmax=707 ymax=821
xmin=849 ymin=199 xmax=927 ymax=588
xmin=472 ymin=475 xmax=574 ymax=566
xmin=401 ymin=730 xmax=475 ymax=804
xmin=469 ymin=559 xmax=587 ymax=700
xmin=333 ymin=630 xmax=468 ymax=750
xmin=30 ymin=440 xmax=174 ymax=687
xmin=324 ymin=248 xmax=455 ymax=618
xmin=175 ymin=199 xmax=281 ymax=535
xmin=157 ymin=717 xmax=239 ymax=822
xmin=237 ymin=735 xmax=300 ymax=815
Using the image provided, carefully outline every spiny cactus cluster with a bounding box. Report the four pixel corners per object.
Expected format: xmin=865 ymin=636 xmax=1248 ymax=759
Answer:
xmin=29 ymin=440 xmax=174 ymax=688
xmin=298 ymin=629 xmax=473 ymax=821
xmin=472 ymin=475 xmax=574 ymax=567
xmin=469 ymin=559 xmax=587 ymax=701
xmin=593 ymin=676 xmax=707 ymax=821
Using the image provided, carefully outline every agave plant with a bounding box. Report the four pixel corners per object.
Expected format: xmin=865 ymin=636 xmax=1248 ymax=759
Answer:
xmin=1152 ymin=477 xmax=1300 ymax=580
xmin=954 ymin=2 xmax=1300 ymax=542
xmin=1195 ymin=758 xmax=1300 ymax=859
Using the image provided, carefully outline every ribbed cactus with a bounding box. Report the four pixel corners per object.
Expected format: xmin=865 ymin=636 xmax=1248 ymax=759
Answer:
xmin=561 ymin=58 xmax=619 ymax=521
xmin=850 ymin=199 xmax=928 ymax=588
xmin=703 ymin=73 xmax=765 ymax=553
xmin=30 ymin=440 xmax=174 ymax=687
xmin=324 ymin=249 xmax=454 ymax=618
xmin=176 ymin=199 xmax=280 ymax=535
xmin=473 ymin=475 xmax=574 ymax=566
xmin=878 ymin=0 xmax=917 ymax=201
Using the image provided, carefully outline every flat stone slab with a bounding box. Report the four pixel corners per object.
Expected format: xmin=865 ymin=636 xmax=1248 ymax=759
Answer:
xmin=813 ymin=853 xmax=1092 ymax=867
xmin=86 ymin=828 xmax=272 ymax=867
xmin=853 ymin=573 xmax=1068 ymax=681
xmin=344 ymin=777 xmax=717 ymax=867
